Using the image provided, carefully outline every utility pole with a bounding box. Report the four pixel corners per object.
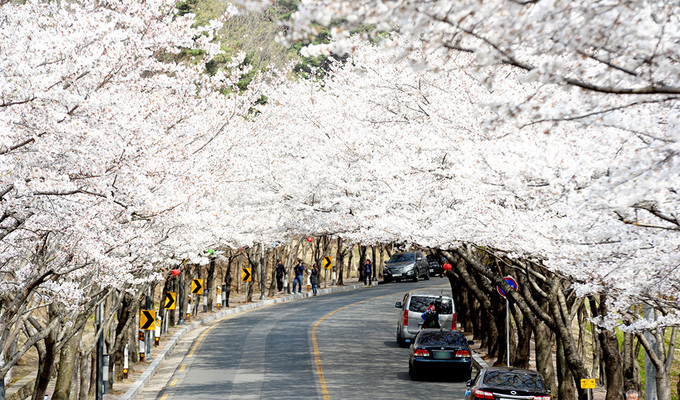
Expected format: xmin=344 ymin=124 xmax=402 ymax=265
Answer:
xmin=260 ymin=242 xmax=266 ymax=300
xmin=145 ymin=287 xmax=153 ymax=361
xmin=96 ymin=303 xmax=103 ymax=400
xmin=178 ymin=267 xmax=185 ymax=325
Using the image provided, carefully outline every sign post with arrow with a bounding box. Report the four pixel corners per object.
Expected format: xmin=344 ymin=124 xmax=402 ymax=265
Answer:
xmin=242 ymin=267 xmax=251 ymax=302
xmin=191 ymin=279 xmax=203 ymax=295
xmin=140 ymin=310 xmax=156 ymax=331
xmin=164 ymin=292 xmax=176 ymax=310
xmin=323 ymin=256 xmax=332 ymax=288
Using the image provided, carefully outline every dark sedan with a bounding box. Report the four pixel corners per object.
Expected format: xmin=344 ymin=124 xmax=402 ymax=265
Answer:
xmin=465 ymin=367 xmax=551 ymax=400
xmin=408 ymin=329 xmax=472 ymax=381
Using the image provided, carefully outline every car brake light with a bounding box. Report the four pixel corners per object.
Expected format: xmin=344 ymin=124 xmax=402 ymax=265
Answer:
xmin=403 ymin=310 xmax=408 ymax=326
xmin=452 ymin=313 xmax=456 ymax=329
xmin=455 ymin=350 xmax=470 ymax=357
xmin=474 ymin=390 xmax=493 ymax=399
xmin=414 ymin=349 xmax=430 ymax=357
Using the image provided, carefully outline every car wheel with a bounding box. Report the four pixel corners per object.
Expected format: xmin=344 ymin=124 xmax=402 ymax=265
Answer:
xmin=384 ymin=277 xmax=391 ymax=283
xmin=424 ymin=268 xmax=430 ymax=280
xmin=413 ymin=271 xmax=419 ymax=282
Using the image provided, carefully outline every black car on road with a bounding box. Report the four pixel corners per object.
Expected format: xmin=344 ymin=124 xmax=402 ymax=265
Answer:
xmin=408 ymin=329 xmax=472 ymax=381
xmin=465 ymin=367 xmax=551 ymax=400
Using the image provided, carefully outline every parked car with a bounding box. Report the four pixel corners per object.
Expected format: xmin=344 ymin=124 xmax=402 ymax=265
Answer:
xmin=465 ymin=367 xmax=551 ymax=400
xmin=426 ymin=254 xmax=443 ymax=276
xmin=383 ymin=251 xmax=429 ymax=282
xmin=408 ymin=328 xmax=473 ymax=381
xmin=395 ymin=293 xmax=456 ymax=347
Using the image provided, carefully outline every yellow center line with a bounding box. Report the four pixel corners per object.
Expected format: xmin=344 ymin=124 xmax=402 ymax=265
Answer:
xmin=179 ymin=363 xmax=187 ymax=372
xmin=160 ymin=395 xmax=168 ymax=400
xmin=187 ymin=303 xmax=276 ymax=357
xmin=312 ymin=284 xmax=449 ymax=399
xmin=169 ymin=378 xmax=178 ymax=387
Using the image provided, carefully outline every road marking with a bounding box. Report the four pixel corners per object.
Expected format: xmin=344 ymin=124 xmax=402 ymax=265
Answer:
xmin=160 ymin=395 xmax=168 ymax=400
xmin=179 ymin=363 xmax=187 ymax=372
xmin=187 ymin=304 xmax=276 ymax=357
xmin=312 ymin=284 xmax=449 ymax=399
xmin=170 ymin=378 xmax=178 ymax=387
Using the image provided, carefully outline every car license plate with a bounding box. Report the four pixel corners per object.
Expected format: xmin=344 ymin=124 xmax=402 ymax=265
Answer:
xmin=393 ymin=273 xmax=402 ymax=277
xmin=433 ymin=351 xmax=452 ymax=360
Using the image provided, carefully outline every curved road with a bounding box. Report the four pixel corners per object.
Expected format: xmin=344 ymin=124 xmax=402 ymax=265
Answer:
xmin=153 ymin=279 xmax=471 ymax=399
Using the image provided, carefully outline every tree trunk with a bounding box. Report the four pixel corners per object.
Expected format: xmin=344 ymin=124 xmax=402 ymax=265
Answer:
xmin=513 ymin=305 xmax=531 ymax=369
xmin=52 ymin=328 xmax=83 ymax=400
xmin=556 ymin=337 xmax=576 ymax=400
xmin=346 ymin=244 xmax=354 ymax=280
xmin=224 ymin=255 xmax=234 ymax=307
xmin=113 ymin=293 xmax=138 ymax=382
xmin=335 ymin=237 xmax=344 ymax=286
xmin=77 ymin=347 xmax=91 ymax=400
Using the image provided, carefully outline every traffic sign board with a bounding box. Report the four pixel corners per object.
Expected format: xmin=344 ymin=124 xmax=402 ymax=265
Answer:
xmin=323 ymin=256 xmax=333 ymax=269
xmin=580 ymin=379 xmax=596 ymax=389
xmin=191 ymin=279 xmax=203 ymax=294
xmin=140 ymin=310 xmax=156 ymax=330
xmin=164 ymin=292 xmax=176 ymax=310
xmin=497 ymin=276 xmax=518 ymax=298
xmin=242 ymin=267 xmax=252 ymax=282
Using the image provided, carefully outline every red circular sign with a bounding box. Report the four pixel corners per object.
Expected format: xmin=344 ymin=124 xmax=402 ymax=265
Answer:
xmin=170 ymin=269 xmax=181 ymax=276
xmin=306 ymin=237 xmax=313 ymax=242
xmin=442 ymin=262 xmax=452 ymax=271
xmin=497 ymin=276 xmax=518 ymax=298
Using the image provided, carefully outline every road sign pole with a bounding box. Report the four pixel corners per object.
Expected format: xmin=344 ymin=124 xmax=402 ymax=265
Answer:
xmin=506 ymin=297 xmax=510 ymax=367
xmin=324 ymin=269 xmax=327 ymax=289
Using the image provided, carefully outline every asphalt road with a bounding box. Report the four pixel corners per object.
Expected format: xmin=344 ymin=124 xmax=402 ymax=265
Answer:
xmin=153 ymin=279 xmax=471 ymax=400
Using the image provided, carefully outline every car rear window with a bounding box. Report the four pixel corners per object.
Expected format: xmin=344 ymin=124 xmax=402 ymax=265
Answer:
xmin=389 ymin=253 xmax=415 ymax=262
xmin=482 ymin=370 xmax=545 ymax=390
xmin=417 ymin=331 xmax=467 ymax=346
xmin=408 ymin=296 xmax=453 ymax=313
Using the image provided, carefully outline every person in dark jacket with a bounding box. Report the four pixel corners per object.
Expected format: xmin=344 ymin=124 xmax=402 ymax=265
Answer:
xmin=421 ymin=302 xmax=440 ymax=328
xmin=310 ymin=263 xmax=319 ymax=296
xmin=363 ymin=259 xmax=373 ymax=287
xmin=293 ymin=259 xmax=305 ymax=294
xmin=275 ymin=259 xmax=285 ymax=293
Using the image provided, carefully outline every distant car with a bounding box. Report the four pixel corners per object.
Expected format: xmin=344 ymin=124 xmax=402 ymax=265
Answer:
xmin=408 ymin=329 xmax=473 ymax=381
xmin=395 ymin=293 xmax=456 ymax=347
xmin=426 ymin=254 xmax=443 ymax=276
xmin=465 ymin=367 xmax=551 ymax=400
xmin=383 ymin=251 xmax=429 ymax=282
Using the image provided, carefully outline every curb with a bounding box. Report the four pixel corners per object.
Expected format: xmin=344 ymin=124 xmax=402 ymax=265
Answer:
xmin=120 ymin=283 xmax=365 ymax=400
xmin=471 ymin=352 xmax=489 ymax=371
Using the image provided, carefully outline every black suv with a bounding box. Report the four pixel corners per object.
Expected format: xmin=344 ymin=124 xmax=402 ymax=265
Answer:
xmin=426 ymin=254 xmax=443 ymax=276
xmin=383 ymin=251 xmax=430 ymax=282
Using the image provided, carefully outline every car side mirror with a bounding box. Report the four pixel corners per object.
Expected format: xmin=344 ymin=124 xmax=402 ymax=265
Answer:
xmin=466 ymin=380 xmax=472 ymax=387
xmin=395 ymin=302 xmax=402 ymax=308
xmin=468 ymin=340 xmax=475 ymax=345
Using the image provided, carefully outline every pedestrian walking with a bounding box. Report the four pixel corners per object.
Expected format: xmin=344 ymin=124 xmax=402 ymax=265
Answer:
xmin=292 ymin=259 xmax=305 ymax=294
xmin=363 ymin=259 xmax=373 ymax=287
xmin=275 ymin=259 xmax=285 ymax=293
xmin=310 ymin=263 xmax=319 ymax=296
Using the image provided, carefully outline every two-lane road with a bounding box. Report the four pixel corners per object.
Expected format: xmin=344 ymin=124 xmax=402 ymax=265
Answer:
xmin=155 ymin=279 xmax=471 ymax=399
